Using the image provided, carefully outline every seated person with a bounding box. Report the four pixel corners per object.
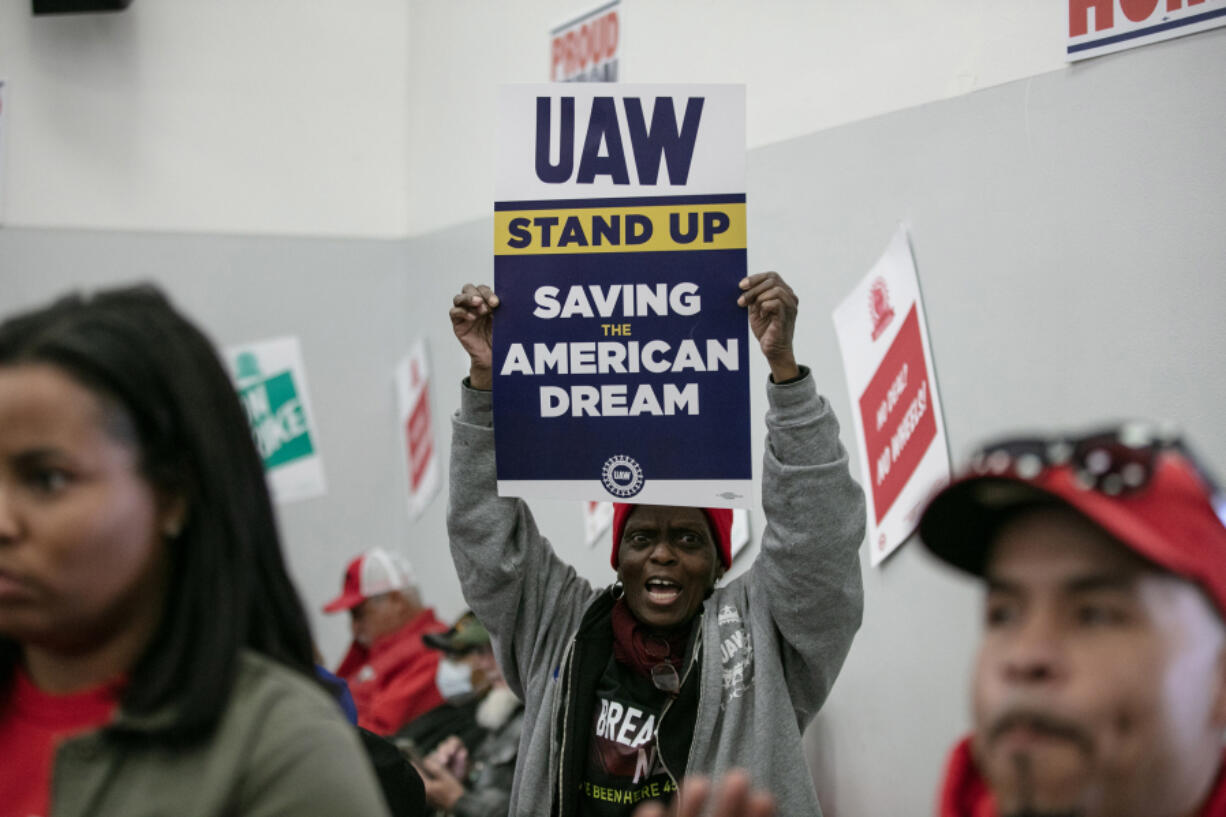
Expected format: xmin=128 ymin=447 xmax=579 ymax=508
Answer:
xmin=324 ymin=548 xmax=449 ymax=734
xmin=0 ymin=285 xmax=389 ymax=817
xmin=445 ymin=273 xmax=866 ymax=816
xmin=919 ymin=423 xmax=1226 ymax=817
xmin=409 ymin=612 xmax=524 ymax=817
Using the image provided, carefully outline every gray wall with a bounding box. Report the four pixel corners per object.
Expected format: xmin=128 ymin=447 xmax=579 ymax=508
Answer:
xmin=3 ymin=26 xmax=1225 ymax=814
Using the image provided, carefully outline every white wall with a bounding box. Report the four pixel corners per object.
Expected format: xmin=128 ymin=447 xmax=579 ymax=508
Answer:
xmin=406 ymin=0 xmax=1066 ymax=236
xmin=0 ymin=0 xmax=411 ymax=237
xmin=1 ymin=1 xmax=1065 ymax=239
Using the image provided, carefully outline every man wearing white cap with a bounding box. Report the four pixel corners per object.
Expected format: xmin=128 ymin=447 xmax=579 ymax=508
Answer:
xmin=324 ymin=547 xmax=449 ymax=735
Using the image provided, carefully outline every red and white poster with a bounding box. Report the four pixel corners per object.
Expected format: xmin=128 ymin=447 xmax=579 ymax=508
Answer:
xmin=584 ymin=501 xmax=615 ymax=547
xmin=833 ymin=226 xmax=950 ymax=566
xmin=395 ymin=339 xmax=440 ymax=521
xmin=1067 ymin=0 xmax=1226 ymax=61
xmin=550 ymin=0 xmax=620 ymax=82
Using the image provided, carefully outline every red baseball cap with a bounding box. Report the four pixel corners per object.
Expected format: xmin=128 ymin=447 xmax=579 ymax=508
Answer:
xmin=610 ymin=503 xmax=734 ymax=570
xmin=919 ymin=451 xmax=1226 ymax=618
xmin=322 ymin=548 xmax=417 ymax=614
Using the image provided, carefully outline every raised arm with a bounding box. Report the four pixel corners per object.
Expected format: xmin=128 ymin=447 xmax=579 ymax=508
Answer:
xmin=737 ymin=272 xmax=866 ymax=722
xmin=446 ymin=284 xmax=598 ymax=698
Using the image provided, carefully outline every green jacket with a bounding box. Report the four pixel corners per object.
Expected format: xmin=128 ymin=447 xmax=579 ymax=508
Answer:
xmin=49 ymin=650 xmax=391 ymax=817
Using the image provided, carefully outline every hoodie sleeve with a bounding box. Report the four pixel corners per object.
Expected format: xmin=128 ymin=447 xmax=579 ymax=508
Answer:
xmin=747 ymin=368 xmax=866 ymax=724
xmin=446 ymin=380 xmax=599 ymax=700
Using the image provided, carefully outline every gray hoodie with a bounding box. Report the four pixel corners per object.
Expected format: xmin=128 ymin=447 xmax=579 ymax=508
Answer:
xmin=447 ymin=371 xmax=865 ymax=816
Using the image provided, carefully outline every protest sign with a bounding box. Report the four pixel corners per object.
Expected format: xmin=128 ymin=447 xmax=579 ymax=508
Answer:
xmin=729 ymin=509 xmax=750 ymax=563
xmin=833 ymin=226 xmax=950 ymax=565
xmin=1067 ymin=0 xmax=1226 ymax=61
xmin=584 ymin=501 xmax=615 ymax=547
xmin=226 ymin=336 xmax=327 ymax=504
xmin=494 ymin=84 xmax=750 ymax=507
xmin=550 ymin=0 xmax=621 ymax=82
xmin=396 ymin=339 xmax=440 ymax=521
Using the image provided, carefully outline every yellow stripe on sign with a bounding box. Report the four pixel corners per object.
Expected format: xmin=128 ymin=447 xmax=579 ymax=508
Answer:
xmin=494 ymin=203 xmax=747 ymax=255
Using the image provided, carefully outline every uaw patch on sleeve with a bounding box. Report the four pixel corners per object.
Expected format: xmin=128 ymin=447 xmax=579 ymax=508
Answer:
xmin=716 ymin=604 xmax=753 ymax=707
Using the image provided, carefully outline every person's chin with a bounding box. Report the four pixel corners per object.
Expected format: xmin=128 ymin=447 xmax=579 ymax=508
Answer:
xmin=985 ymin=747 xmax=1091 ymax=817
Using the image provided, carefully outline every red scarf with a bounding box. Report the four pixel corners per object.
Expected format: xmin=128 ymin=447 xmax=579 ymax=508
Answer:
xmin=610 ymin=597 xmax=689 ymax=681
xmin=938 ymin=735 xmax=1226 ymax=817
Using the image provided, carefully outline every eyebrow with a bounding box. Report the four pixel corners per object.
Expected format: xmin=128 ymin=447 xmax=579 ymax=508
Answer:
xmin=11 ymin=447 xmax=71 ymax=465
xmin=986 ymin=572 xmax=1142 ymax=596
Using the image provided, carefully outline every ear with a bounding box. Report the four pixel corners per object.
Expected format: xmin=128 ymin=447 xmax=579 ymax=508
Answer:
xmin=158 ymin=492 xmax=189 ymax=540
xmin=1211 ymin=641 xmax=1226 ymax=729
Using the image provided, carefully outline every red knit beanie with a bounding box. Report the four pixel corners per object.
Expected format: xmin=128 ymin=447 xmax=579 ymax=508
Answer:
xmin=611 ymin=503 xmax=734 ymax=569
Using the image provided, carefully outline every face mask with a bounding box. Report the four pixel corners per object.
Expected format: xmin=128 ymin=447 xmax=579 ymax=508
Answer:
xmin=436 ymin=657 xmax=474 ymax=700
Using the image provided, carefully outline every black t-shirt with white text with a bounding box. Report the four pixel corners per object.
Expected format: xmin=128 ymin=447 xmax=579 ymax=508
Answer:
xmin=579 ymin=653 xmax=677 ymax=816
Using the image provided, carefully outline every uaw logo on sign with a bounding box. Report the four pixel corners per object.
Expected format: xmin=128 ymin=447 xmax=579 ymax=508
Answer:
xmin=602 ymin=454 xmax=644 ymax=498
xmin=869 ymin=277 xmax=895 ymax=341
xmin=1067 ymin=0 xmax=1226 ymax=61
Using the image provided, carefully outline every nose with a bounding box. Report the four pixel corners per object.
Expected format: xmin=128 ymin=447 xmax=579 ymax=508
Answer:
xmin=1000 ymin=609 xmax=1065 ymax=685
xmin=0 ymin=483 xmax=17 ymax=545
xmin=648 ymin=541 xmax=678 ymax=564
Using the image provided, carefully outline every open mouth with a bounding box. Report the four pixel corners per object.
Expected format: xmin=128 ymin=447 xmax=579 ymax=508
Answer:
xmin=645 ymin=577 xmax=683 ymax=605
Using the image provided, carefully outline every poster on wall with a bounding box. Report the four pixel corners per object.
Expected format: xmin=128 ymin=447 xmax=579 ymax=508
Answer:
xmin=584 ymin=501 xmax=614 ymax=547
xmin=493 ymin=83 xmax=750 ymax=507
xmin=550 ymin=0 xmax=621 ymax=82
xmin=395 ymin=339 xmax=440 ymax=521
xmin=729 ymin=509 xmax=751 ymax=563
xmin=226 ymin=336 xmax=328 ymax=504
xmin=1067 ymin=0 xmax=1226 ymax=61
xmin=832 ymin=226 xmax=950 ymax=566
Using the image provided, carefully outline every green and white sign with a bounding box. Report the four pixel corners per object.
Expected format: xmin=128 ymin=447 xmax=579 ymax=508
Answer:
xmin=226 ymin=335 xmax=327 ymax=504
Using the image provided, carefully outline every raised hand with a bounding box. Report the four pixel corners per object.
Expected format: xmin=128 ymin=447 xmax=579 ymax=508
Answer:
xmin=738 ymin=272 xmax=799 ymax=383
xmin=450 ymin=283 xmax=500 ymax=390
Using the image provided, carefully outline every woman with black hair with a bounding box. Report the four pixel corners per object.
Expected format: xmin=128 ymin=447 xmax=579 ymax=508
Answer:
xmin=0 ymin=285 xmax=390 ymax=817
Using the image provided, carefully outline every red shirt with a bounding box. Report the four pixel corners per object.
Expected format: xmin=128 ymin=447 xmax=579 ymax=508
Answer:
xmin=938 ymin=735 xmax=1226 ymax=817
xmin=335 ymin=607 xmax=448 ymax=735
xmin=0 ymin=669 xmax=122 ymax=817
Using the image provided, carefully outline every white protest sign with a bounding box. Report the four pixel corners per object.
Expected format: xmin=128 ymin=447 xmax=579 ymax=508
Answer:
xmin=584 ymin=501 xmax=615 ymax=548
xmin=227 ymin=336 xmax=327 ymax=504
xmin=493 ymin=84 xmax=751 ymax=508
xmin=550 ymin=0 xmax=621 ymax=82
xmin=730 ymin=509 xmax=750 ymax=563
xmin=833 ymin=226 xmax=950 ymax=565
xmin=396 ymin=339 xmax=440 ymax=521
xmin=1067 ymin=0 xmax=1226 ymax=61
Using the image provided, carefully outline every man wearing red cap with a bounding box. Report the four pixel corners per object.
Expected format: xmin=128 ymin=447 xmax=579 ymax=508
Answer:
xmin=323 ymin=547 xmax=449 ymax=735
xmin=919 ymin=426 xmax=1226 ymax=817
xmin=447 ymin=273 xmax=866 ymax=817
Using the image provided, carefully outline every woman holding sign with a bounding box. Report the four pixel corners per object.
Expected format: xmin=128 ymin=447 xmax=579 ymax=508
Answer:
xmin=447 ymin=272 xmax=865 ymax=817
